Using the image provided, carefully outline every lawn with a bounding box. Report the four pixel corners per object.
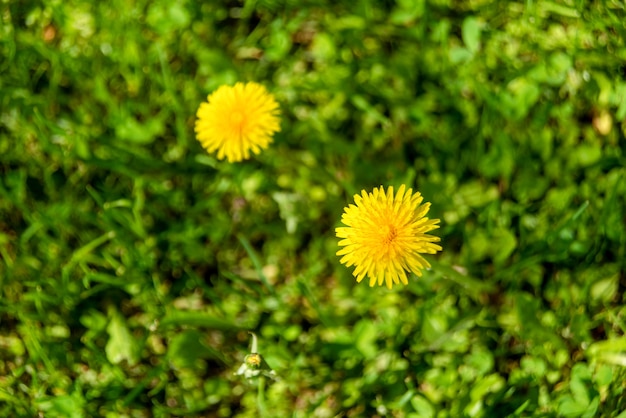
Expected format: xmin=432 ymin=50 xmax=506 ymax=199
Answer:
xmin=1 ymin=1 xmax=626 ymax=417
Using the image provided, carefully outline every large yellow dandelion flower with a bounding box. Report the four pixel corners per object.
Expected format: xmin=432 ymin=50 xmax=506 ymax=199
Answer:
xmin=195 ymin=82 xmax=280 ymax=162
xmin=336 ymin=185 xmax=442 ymax=289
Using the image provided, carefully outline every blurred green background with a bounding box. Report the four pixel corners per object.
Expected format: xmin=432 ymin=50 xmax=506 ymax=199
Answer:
xmin=1 ymin=0 xmax=626 ymax=417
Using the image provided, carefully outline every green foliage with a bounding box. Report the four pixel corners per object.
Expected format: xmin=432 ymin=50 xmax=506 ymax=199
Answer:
xmin=1 ymin=0 xmax=626 ymax=417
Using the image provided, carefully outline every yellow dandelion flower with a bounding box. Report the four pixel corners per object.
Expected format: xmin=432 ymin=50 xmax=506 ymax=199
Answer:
xmin=336 ymin=185 xmax=442 ymax=289
xmin=195 ymin=82 xmax=280 ymax=162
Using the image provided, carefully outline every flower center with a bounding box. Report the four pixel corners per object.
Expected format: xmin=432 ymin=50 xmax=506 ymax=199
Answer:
xmin=230 ymin=111 xmax=245 ymax=128
xmin=382 ymin=224 xmax=398 ymax=246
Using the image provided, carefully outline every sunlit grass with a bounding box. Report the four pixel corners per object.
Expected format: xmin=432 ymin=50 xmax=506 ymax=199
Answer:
xmin=1 ymin=1 xmax=626 ymax=417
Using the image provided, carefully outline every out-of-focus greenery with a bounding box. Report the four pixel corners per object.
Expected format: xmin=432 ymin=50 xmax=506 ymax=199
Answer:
xmin=1 ymin=0 xmax=626 ymax=417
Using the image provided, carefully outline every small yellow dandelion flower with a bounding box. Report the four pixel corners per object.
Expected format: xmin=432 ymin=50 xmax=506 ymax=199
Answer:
xmin=195 ymin=82 xmax=280 ymax=162
xmin=336 ymin=185 xmax=442 ymax=289
xmin=245 ymin=353 xmax=262 ymax=369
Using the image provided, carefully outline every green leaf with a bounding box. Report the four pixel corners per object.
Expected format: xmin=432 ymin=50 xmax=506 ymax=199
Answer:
xmin=570 ymin=376 xmax=590 ymax=408
xmin=105 ymin=308 xmax=138 ymax=365
xmin=492 ymin=228 xmax=517 ymax=265
xmin=573 ymin=144 xmax=602 ymax=167
xmin=411 ymin=395 xmax=435 ymax=418
xmin=449 ymin=46 xmax=473 ymax=64
xmin=520 ymin=356 xmax=547 ymax=379
xmin=469 ymin=373 xmax=505 ymax=401
xmin=539 ymin=1 xmax=580 ymax=18
xmin=146 ymin=2 xmax=190 ymax=33
xmin=462 ymin=17 xmax=482 ymax=54
xmin=558 ymin=395 xmax=588 ymax=417
xmin=311 ymin=32 xmax=336 ymax=62
xmin=354 ymin=320 xmax=378 ymax=359
xmin=36 ymin=394 xmax=85 ymax=418
xmin=590 ymin=274 xmax=618 ymax=303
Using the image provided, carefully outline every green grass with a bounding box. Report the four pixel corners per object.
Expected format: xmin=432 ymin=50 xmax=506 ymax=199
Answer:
xmin=1 ymin=0 xmax=626 ymax=417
